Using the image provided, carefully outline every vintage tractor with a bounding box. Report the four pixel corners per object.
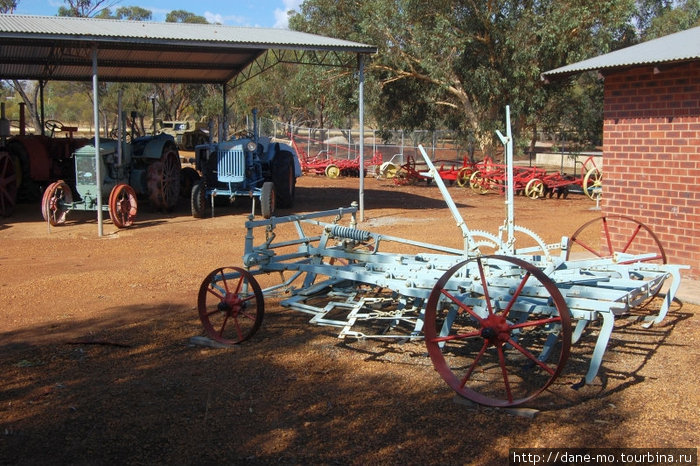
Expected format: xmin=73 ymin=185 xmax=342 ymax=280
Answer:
xmin=5 ymin=118 xmax=92 ymax=206
xmin=41 ymin=119 xmax=181 ymax=228
xmin=190 ymin=110 xmax=301 ymax=219
xmin=157 ymin=119 xmax=210 ymax=151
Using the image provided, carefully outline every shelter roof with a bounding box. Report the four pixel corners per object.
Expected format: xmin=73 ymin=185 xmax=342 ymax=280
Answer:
xmin=542 ymin=26 xmax=700 ymax=80
xmin=0 ymin=14 xmax=377 ymax=84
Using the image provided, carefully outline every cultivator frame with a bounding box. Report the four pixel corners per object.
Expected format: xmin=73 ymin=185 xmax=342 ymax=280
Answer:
xmin=197 ymin=108 xmax=685 ymax=407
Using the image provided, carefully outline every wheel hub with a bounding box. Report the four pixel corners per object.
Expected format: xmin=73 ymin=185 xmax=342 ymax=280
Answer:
xmin=219 ymin=293 xmax=242 ymax=316
xmin=480 ymin=314 xmax=510 ymax=345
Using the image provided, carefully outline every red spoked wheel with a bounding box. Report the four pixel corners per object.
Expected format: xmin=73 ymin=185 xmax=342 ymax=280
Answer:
xmin=424 ymin=255 xmax=571 ymax=407
xmin=567 ymin=215 xmax=666 ymax=265
xmin=0 ymin=151 xmax=17 ymax=216
xmin=567 ymin=215 xmax=667 ymax=306
xmin=198 ymin=266 xmax=264 ymax=345
xmin=108 ymin=183 xmax=138 ymax=228
xmin=41 ymin=180 xmax=73 ymax=226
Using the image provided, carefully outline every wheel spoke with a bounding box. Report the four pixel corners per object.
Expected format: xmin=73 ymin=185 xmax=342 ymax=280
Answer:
xmin=510 ymin=315 xmax=561 ymax=330
xmin=217 ymin=314 xmax=231 ymax=337
xmin=496 ymin=343 xmax=513 ymax=404
xmin=429 ymin=328 xmax=482 ymax=344
xmin=507 ymin=337 xmax=556 ymax=376
xmin=502 ymin=272 xmax=531 ymax=320
xmin=460 ymin=339 xmax=489 ymax=388
xmin=571 ymin=238 xmax=604 ymax=257
xmin=621 ymin=224 xmax=643 ymax=254
xmin=602 ymin=217 xmax=614 ymax=256
xmin=439 ymin=289 xmax=486 ymax=325
xmin=476 ymin=257 xmax=494 ymax=316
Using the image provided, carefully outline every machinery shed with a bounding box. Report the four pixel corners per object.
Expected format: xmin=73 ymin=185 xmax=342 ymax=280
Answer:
xmin=0 ymin=14 xmax=376 ymax=84
xmin=0 ymin=14 xmax=377 ymax=230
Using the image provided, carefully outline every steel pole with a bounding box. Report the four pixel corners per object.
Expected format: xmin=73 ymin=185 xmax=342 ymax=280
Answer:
xmin=92 ymin=46 xmax=103 ymax=237
xmin=358 ymin=54 xmax=365 ymax=222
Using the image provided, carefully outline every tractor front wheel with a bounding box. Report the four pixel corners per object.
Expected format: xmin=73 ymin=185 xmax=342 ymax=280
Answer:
xmin=41 ymin=180 xmax=72 ymax=226
xmin=108 ymin=183 xmax=138 ymax=228
xmin=260 ymin=182 xmax=275 ymax=219
xmin=191 ymin=180 xmax=208 ymax=218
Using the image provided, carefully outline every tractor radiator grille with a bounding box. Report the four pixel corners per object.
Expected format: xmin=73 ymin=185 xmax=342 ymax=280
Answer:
xmin=217 ymin=149 xmax=245 ymax=183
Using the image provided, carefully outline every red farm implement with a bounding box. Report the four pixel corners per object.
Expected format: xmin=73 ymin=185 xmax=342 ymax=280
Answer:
xmin=379 ymin=154 xmax=475 ymax=186
xmin=468 ymin=154 xmax=602 ymax=201
xmin=290 ymin=134 xmax=382 ymax=178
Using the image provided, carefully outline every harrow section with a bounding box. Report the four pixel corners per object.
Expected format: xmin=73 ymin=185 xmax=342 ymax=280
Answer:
xmin=196 ymin=108 xmax=685 ymax=407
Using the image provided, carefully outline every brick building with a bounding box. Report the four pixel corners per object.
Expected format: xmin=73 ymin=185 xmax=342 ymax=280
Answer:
xmin=543 ymin=27 xmax=700 ymax=279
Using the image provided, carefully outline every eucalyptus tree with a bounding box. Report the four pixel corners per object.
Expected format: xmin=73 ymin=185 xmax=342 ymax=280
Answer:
xmin=288 ymin=0 xmax=670 ymax=155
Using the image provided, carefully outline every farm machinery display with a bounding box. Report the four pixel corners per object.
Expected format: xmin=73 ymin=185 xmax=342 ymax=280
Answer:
xmin=195 ymin=108 xmax=685 ymax=408
xmin=190 ymin=110 xmax=301 ymax=219
xmin=41 ymin=118 xmax=181 ymax=228
xmin=0 ymin=102 xmax=182 ymax=222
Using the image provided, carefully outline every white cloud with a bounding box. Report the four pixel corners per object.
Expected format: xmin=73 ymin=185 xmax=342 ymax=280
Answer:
xmin=204 ymin=12 xmax=247 ymax=26
xmin=273 ymin=0 xmax=303 ymax=29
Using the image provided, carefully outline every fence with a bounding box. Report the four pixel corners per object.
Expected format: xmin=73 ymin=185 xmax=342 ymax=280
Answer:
xmin=257 ymin=118 xmax=475 ymax=168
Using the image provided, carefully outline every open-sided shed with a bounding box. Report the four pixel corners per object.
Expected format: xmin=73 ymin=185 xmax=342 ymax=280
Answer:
xmin=0 ymin=14 xmax=377 ymax=231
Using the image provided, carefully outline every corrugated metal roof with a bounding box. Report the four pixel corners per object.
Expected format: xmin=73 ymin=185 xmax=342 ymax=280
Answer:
xmin=0 ymin=14 xmax=377 ymax=84
xmin=542 ymin=26 xmax=700 ymax=79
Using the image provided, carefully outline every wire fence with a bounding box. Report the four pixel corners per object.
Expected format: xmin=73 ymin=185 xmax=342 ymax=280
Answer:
xmin=257 ymin=118 xmax=476 ymax=168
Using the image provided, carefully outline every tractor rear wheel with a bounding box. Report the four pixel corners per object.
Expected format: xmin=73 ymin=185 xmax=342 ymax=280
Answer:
xmin=272 ymin=152 xmax=295 ymax=208
xmin=147 ymin=144 xmax=181 ymax=211
xmin=0 ymin=152 xmax=17 ymax=216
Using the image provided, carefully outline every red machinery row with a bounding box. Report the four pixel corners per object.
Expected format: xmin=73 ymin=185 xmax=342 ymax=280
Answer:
xmin=378 ymin=153 xmax=602 ymax=201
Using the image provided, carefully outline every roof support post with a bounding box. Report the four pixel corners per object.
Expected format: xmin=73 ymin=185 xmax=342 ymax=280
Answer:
xmin=39 ymin=81 xmax=45 ymax=136
xmin=358 ymin=53 xmax=365 ymax=222
xmin=222 ymin=83 xmax=227 ymax=142
xmin=92 ymin=45 xmax=103 ymax=237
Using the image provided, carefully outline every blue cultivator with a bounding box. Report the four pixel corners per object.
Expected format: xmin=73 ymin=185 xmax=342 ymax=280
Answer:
xmin=196 ymin=108 xmax=686 ymax=407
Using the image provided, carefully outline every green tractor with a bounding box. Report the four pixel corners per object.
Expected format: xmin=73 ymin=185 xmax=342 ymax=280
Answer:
xmin=42 ymin=123 xmax=181 ymax=228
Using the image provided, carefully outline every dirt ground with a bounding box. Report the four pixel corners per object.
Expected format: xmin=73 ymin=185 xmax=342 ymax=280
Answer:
xmin=1 ymin=173 xmax=698 ymax=465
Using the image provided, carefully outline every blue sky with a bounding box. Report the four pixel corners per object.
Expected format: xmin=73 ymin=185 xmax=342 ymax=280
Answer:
xmin=13 ymin=0 xmax=303 ymax=28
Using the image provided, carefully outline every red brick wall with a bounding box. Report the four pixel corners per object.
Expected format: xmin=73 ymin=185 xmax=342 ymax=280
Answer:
xmin=603 ymin=61 xmax=699 ymax=279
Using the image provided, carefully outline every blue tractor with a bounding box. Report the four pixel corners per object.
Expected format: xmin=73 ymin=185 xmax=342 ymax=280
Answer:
xmin=190 ymin=110 xmax=301 ymax=219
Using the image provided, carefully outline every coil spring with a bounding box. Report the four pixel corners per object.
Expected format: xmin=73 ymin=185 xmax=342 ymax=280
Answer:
xmin=329 ymin=225 xmax=371 ymax=242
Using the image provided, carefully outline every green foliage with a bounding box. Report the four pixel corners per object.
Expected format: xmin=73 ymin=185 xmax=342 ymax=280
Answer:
xmin=0 ymin=0 xmax=17 ymax=14
xmin=57 ymin=0 xmax=119 ymax=18
xmin=643 ymin=0 xmax=700 ymax=39
xmin=165 ymin=10 xmax=208 ymax=24
xmin=96 ymin=6 xmax=152 ymax=21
